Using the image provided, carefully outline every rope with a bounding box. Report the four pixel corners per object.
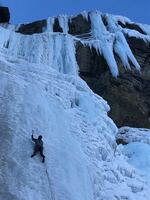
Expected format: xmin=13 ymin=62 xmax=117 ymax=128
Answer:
xmin=45 ymin=162 xmax=55 ymax=200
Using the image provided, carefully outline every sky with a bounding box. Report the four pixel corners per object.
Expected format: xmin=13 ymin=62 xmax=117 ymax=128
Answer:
xmin=2 ymin=0 xmax=150 ymax=25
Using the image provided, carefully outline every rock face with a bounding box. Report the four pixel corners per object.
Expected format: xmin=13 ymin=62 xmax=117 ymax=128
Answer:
xmin=17 ymin=14 xmax=91 ymax=35
xmin=17 ymin=12 xmax=150 ymax=128
xmin=0 ymin=7 xmax=10 ymax=23
xmin=77 ymin=36 xmax=150 ymax=128
xmin=17 ymin=20 xmax=46 ymax=34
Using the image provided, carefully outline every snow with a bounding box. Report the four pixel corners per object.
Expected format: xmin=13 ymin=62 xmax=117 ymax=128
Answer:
xmin=1 ymin=56 xmax=150 ymax=199
xmin=117 ymin=126 xmax=150 ymax=144
xmin=113 ymin=15 xmax=131 ymax=25
xmin=105 ymin=14 xmax=121 ymax=33
xmin=124 ymin=142 xmax=150 ymax=176
xmin=117 ymin=127 xmax=150 ymax=183
xmin=0 ymin=23 xmax=16 ymax=31
xmin=123 ymin=28 xmax=150 ymax=42
xmin=138 ymin=23 xmax=150 ymax=35
xmin=0 ymin=12 xmax=150 ymax=200
xmin=0 ymin=58 xmax=93 ymax=200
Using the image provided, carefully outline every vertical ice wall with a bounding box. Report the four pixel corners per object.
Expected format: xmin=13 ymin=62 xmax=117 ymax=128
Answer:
xmin=0 ymin=26 xmax=78 ymax=75
xmin=0 ymin=12 xmax=150 ymax=200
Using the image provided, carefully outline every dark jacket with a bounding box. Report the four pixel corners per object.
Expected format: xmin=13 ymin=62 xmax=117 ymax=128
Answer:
xmin=32 ymin=135 xmax=43 ymax=151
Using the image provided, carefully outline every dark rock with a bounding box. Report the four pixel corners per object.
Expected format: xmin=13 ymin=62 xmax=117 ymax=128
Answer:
xmin=126 ymin=36 xmax=150 ymax=71
xmin=76 ymin=41 xmax=109 ymax=78
xmin=76 ymin=37 xmax=150 ymax=128
xmin=68 ymin=14 xmax=91 ymax=36
xmin=17 ymin=14 xmax=91 ymax=36
xmin=0 ymin=7 xmax=10 ymax=23
xmin=53 ymin=18 xmax=63 ymax=32
xmin=17 ymin=20 xmax=47 ymax=35
xmin=116 ymin=138 xmax=128 ymax=145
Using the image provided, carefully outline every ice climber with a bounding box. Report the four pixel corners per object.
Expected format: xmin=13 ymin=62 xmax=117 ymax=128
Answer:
xmin=31 ymin=131 xmax=45 ymax=163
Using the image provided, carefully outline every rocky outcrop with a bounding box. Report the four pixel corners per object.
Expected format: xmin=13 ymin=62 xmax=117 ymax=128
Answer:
xmin=78 ymin=37 xmax=150 ymax=128
xmin=0 ymin=7 xmax=10 ymax=23
xmin=68 ymin=14 xmax=91 ymax=35
xmin=17 ymin=14 xmax=91 ymax=35
xmin=17 ymin=20 xmax=47 ymax=34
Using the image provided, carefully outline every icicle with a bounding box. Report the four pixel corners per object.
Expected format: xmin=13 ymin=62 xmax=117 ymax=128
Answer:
xmin=114 ymin=31 xmax=140 ymax=71
xmin=52 ymin=34 xmax=78 ymax=75
xmin=81 ymin=11 xmax=89 ymax=21
xmin=63 ymin=35 xmax=79 ymax=75
xmin=105 ymin=14 xmax=121 ymax=33
xmin=58 ymin=15 xmax=69 ymax=34
xmin=114 ymin=33 xmax=131 ymax=70
xmin=0 ymin=28 xmax=78 ymax=76
xmin=89 ymin=11 xmax=107 ymax=38
xmin=46 ymin=17 xmax=55 ymax=32
xmin=15 ymin=23 xmax=22 ymax=32
xmin=0 ymin=27 xmax=11 ymax=48
xmin=113 ymin=15 xmax=131 ymax=25
xmin=89 ymin=12 xmax=119 ymax=77
xmin=123 ymin=29 xmax=150 ymax=43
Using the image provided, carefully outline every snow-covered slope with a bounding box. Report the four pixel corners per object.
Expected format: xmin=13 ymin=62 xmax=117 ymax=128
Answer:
xmin=117 ymin=127 xmax=150 ymax=181
xmin=0 ymin=13 xmax=150 ymax=200
xmin=117 ymin=127 xmax=150 ymax=144
xmin=124 ymin=142 xmax=150 ymax=177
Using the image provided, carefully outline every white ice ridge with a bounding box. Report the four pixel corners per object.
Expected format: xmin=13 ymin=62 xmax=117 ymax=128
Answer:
xmin=0 ymin=51 xmax=150 ymax=200
xmin=0 ymin=26 xmax=78 ymax=75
